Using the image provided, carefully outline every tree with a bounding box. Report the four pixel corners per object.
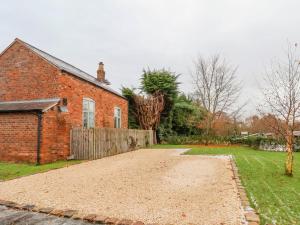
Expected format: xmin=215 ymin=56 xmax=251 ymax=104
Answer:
xmin=244 ymin=114 xmax=282 ymax=135
xmin=123 ymin=69 xmax=180 ymax=141
xmin=191 ymin=55 xmax=242 ymax=139
xmin=141 ymin=69 xmax=179 ymax=98
xmin=212 ymin=112 xmax=235 ymax=136
xmin=141 ymin=69 xmax=180 ymax=139
xmin=123 ymin=68 xmax=205 ymax=142
xmin=133 ymin=91 xmax=165 ymax=131
xmin=122 ymin=87 xmax=140 ymax=129
xmin=133 ymin=91 xmax=165 ymax=144
xmin=122 ymin=86 xmax=165 ymax=143
xmin=171 ymin=94 xmax=204 ymax=135
xmin=260 ymin=43 xmax=300 ymax=176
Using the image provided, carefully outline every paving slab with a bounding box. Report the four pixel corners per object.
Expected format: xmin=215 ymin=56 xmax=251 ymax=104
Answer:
xmin=0 ymin=205 xmax=92 ymax=225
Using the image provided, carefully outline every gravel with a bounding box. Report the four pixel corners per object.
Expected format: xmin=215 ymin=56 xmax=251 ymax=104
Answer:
xmin=0 ymin=149 xmax=244 ymax=225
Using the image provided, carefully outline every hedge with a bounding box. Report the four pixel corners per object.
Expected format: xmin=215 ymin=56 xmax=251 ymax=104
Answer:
xmin=163 ymin=135 xmax=300 ymax=152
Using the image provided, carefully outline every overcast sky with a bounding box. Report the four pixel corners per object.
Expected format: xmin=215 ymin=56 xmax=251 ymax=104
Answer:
xmin=1 ymin=0 xmax=300 ymax=116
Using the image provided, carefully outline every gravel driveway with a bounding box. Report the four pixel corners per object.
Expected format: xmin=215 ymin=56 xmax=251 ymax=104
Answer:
xmin=0 ymin=149 xmax=244 ymax=225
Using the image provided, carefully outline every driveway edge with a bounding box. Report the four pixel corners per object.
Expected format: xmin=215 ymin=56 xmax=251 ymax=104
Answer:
xmin=229 ymin=156 xmax=260 ymax=225
xmin=0 ymin=199 xmax=159 ymax=225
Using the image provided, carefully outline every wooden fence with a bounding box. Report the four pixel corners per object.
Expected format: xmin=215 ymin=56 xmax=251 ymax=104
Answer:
xmin=70 ymin=128 xmax=154 ymax=160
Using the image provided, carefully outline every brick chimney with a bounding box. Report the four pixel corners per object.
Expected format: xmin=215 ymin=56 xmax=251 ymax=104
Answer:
xmin=97 ymin=62 xmax=105 ymax=82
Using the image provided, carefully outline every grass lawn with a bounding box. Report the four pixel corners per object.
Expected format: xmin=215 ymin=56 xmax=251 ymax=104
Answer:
xmin=0 ymin=160 xmax=81 ymax=181
xmin=154 ymin=144 xmax=300 ymax=225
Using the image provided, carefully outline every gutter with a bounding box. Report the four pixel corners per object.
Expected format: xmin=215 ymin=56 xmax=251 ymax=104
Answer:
xmin=36 ymin=111 xmax=43 ymax=165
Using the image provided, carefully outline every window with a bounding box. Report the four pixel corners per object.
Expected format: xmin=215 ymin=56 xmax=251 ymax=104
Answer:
xmin=83 ymin=98 xmax=95 ymax=128
xmin=114 ymin=107 xmax=121 ymax=128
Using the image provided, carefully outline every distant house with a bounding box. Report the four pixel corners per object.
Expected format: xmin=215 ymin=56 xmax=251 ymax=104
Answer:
xmin=293 ymin=131 xmax=300 ymax=137
xmin=0 ymin=38 xmax=128 ymax=164
xmin=262 ymin=132 xmax=274 ymax=137
xmin=241 ymin=131 xmax=249 ymax=136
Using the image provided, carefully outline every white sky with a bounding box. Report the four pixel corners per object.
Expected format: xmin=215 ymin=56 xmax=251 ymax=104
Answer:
xmin=1 ymin=0 xmax=300 ymax=116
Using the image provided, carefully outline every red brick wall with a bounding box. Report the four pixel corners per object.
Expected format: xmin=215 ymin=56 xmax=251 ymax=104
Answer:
xmin=0 ymin=41 xmax=60 ymax=101
xmin=58 ymin=71 xmax=128 ymax=129
xmin=50 ymin=72 xmax=128 ymax=161
xmin=0 ymin=40 xmax=128 ymax=163
xmin=0 ymin=113 xmax=38 ymax=163
xmin=0 ymin=109 xmax=69 ymax=164
xmin=40 ymin=107 xmax=70 ymax=163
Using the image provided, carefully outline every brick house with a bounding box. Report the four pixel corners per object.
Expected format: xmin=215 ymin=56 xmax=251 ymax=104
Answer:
xmin=0 ymin=38 xmax=128 ymax=164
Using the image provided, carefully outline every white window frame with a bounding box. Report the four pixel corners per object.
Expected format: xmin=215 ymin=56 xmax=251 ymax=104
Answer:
xmin=83 ymin=98 xmax=95 ymax=128
xmin=114 ymin=107 xmax=122 ymax=128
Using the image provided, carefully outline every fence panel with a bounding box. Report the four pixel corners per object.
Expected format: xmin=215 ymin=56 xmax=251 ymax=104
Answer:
xmin=70 ymin=128 xmax=154 ymax=160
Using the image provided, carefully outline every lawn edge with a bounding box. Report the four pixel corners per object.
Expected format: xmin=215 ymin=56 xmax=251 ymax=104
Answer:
xmin=230 ymin=155 xmax=260 ymax=225
xmin=0 ymin=160 xmax=82 ymax=182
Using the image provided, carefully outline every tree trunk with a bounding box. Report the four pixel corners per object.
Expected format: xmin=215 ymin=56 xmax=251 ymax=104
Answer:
xmin=153 ymin=129 xmax=157 ymax=144
xmin=204 ymin=116 xmax=212 ymax=145
xmin=155 ymin=129 xmax=161 ymax=144
xmin=285 ymin=135 xmax=294 ymax=176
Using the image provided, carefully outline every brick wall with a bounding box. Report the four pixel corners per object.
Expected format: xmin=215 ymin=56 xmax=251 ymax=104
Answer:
xmin=0 ymin=109 xmax=70 ymax=164
xmin=58 ymin=71 xmax=128 ymax=129
xmin=56 ymin=72 xmax=129 ymax=160
xmin=0 ymin=113 xmax=38 ymax=163
xmin=0 ymin=41 xmax=60 ymax=101
xmin=40 ymin=107 xmax=70 ymax=163
xmin=0 ymin=40 xmax=128 ymax=163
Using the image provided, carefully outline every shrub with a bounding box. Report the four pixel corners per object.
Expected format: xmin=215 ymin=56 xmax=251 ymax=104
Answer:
xmin=229 ymin=136 xmax=268 ymax=149
xmin=163 ymin=135 xmax=231 ymax=145
xmin=229 ymin=136 xmax=300 ymax=151
xmin=164 ymin=134 xmax=300 ymax=152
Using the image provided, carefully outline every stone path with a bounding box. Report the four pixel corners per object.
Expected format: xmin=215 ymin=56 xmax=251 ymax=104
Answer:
xmin=0 ymin=205 xmax=91 ymax=225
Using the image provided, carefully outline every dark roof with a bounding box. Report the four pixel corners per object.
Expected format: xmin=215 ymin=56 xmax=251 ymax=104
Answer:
xmin=14 ymin=38 xmax=125 ymax=99
xmin=0 ymin=98 xmax=60 ymax=112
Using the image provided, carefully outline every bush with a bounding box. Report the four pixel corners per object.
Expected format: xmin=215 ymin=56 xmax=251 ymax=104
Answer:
xmin=229 ymin=136 xmax=267 ymax=149
xmin=163 ymin=135 xmax=231 ymax=145
xmin=163 ymin=134 xmax=300 ymax=152
xmin=229 ymin=136 xmax=294 ymax=150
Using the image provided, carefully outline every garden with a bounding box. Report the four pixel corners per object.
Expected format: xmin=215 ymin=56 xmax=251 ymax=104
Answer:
xmin=121 ymin=52 xmax=300 ymax=224
xmin=1 ymin=50 xmax=300 ymax=224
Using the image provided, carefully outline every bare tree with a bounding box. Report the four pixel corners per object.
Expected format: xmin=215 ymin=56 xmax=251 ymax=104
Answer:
xmin=133 ymin=91 xmax=165 ymax=143
xmin=191 ymin=55 xmax=242 ymax=138
xmin=260 ymin=43 xmax=300 ymax=176
xmin=230 ymin=102 xmax=248 ymax=135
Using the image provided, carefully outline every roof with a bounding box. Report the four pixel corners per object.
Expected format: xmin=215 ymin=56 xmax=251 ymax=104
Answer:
xmin=12 ymin=38 xmax=125 ymax=99
xmin=0 ymin=98 xmax=60 ymax=113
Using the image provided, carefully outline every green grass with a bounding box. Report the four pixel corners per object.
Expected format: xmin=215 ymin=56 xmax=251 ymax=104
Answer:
xmin=0 ymin=160 xmax=81 ymax=181
xmin=153 ymin=144 xmax=300 ymax=225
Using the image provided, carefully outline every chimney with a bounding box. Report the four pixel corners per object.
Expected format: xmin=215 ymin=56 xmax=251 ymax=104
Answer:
xmin=97 ymin=62 xmax=105 ymax=82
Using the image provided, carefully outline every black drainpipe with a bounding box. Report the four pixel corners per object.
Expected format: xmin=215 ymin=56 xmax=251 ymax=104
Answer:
xmin=36 ymin=111 xmax=43 ymax=165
